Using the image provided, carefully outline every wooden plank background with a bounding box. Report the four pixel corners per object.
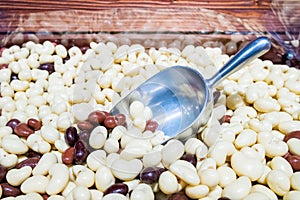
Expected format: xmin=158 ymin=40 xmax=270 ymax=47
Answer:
xmin=0 ymin=0 xmax=294 ymax=63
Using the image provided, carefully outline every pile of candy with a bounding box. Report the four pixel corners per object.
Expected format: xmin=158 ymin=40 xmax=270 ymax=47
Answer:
xmin=0 ymin=40 xmax=299 ymax=200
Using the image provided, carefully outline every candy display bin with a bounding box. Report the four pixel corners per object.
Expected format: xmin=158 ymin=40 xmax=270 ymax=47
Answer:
xmin=0 ymin=1 xmax=299 ymax=200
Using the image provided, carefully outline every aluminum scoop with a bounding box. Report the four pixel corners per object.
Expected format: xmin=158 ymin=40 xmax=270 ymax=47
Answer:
xmin=110 ymin=37 xmax=271 ymax=142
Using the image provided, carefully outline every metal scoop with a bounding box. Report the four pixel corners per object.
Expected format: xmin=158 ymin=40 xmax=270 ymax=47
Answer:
xmin=110 ymin=37 xmax=271 ymax=142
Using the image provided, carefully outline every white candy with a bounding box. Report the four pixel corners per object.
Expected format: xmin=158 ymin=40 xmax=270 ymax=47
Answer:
xmin=111 ymin=158 xmax=143 ymax=181
xmin=6 ymin=166 xmax=32 ymax=186
xmin=199 ymin=168 xmax=220 ymax=187
xmin=89 ymin=126 xmax=108 ymax=149
xmin=46 ymin=163 xmax=69 ymax=195
xmin=290 ymin=172 xmax=300 ymax=191
xmin=158 ymin=171 xmax=179 ymax=195
xmin=208 ymin=140 xmax=235 ymax=166
xmin=40 ymin=123 xmax=60 ymax=144
xmin=217 ymin=165 xmax=237 ymax=187
xmin=161 ymin=139 xmax=185 ymax=168
xmin=33 ymin=152 xmax=57 ymax=175
xmin=269 ymin=156 xmax=293 ymax=177
xmin=21 ymin=175 xmax=49 ymax=194
xmin=185 ymin=184 xmax=209 ymax=199
xmin=266 ymin=169 xmax=290 ymax=196
xmin=130 ymin=183 xmax=154 ymax=200
xmin=222 ymin=176 xmax=251 ymax=199
xmin=169 ymin=160 xmax=200 ymax=186
xmin=231 ymin=150 xmax=264 ymax=181
xmin=234 ymin=129 xmax=257 ymax=149
xmin=1 ymin=134 xmax=28 ymax=154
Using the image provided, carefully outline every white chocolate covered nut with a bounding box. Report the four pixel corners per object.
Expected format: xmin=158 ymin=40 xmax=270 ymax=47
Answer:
xmin=32 ymin=152 xmax=57 ymax=175
xmin=260 ymin=111 xmax=293 ymax=127
xmin=1 ymin=134 xmax=28 ymax=154
xmin=89 ymin=126 xmax=108 ymax=149
xmin=185 ymin=184 xmax=209 ymax=199
xmin=161 ymin=139 xmax=184 ymax=168
xmin=251 ymin=184 xmax=278 ymax=200
xmin=70 ymin=186 xmax=91 ymax=200
xmin=74 ymin=167 xmax=94 ymax=188
xmin=266 ymin=169 xmax=290 ymax=196
xmin=283 ymin=191 xmax=300 ymax=200
xmin=208 ymin=141 xmax=235 ymax=166
xmin=184 ymin=138 xmax=206 ymax=155
xmin=290 ymin=172 xmax=300 ymax=190
xmin=222 ymin=176 xmax=251 ymax=199
xmin=95 ymin=166 xmax=115 ymax=192
xmin=269 ymin=156 xmax=293 ymax=177
xmin=46 ymin=163 xmax=69 ymax=195
xmin=278 ymin=120 xmax=300 ymax=134
xmin=169 ymin=160 xmax=200 ymax=186
xmin=86 ymin=150 xmax=106 ymax=171
xmin=40 ymin=124 xmax=60 ymax=144
xmin=287 ymin=138 xmax=300 ymax=156
xmin=120 ymin=139 xmax=152 ymax=160
xmin=111 ymin=158 xmax=143 ymax=181
xmin=142 ymin=150 xmax=162 ymax=168
xmin=216 ymin=165 xmax=237 ymax=188
xmin=6 ymin=166 xmax=32 ymax=186
xmin=130 ymin=183 xmax=154 ymax=200
xmin=234 ymin=129 xmax=257 ymax=149
xmin=21 ymin=175 xmax=49 ymax=194
xmin=26 ymin=133 xmax=51 ymax=154
xmin=102 ymin=193 xmax=129 ymax=200
xmin=243 ymin=192 xmax=271 ymax=200
xmin=158 ymin=171 xmax=179 ymax=195
xmin=231 ymin=151 xmax=264 ymax=181
xmin=199 ymin=168 xmax=219 ymax=187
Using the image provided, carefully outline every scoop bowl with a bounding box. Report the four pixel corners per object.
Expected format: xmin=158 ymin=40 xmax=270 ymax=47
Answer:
xmin=110 ymin=37 xmax=271 ymax=142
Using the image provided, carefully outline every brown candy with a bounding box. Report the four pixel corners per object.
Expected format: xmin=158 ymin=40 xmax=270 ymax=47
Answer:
xmin=145 ymin=120 xmax=159 ymax=132
xmin=77 ymin=120 xmax=94 ymax=131
xmin=0 ymin=183 xmax=22 ymax=197
xmin=15 ymin=157 xmax=40 ymax=169
xmin=13 ymin=123 xmax=34 ymax=137
xmin=283 ymin=130 xmax=300 ymax=142
xmin=284 ymin=152 xmax=300 ymax=171
xmin=114 ymin=114 xmax=126 ymax=126
xmin=104 ymin=116 xmax=118 ymax=129
xmin=27 ymin=118 xmax=42 ymax=131
xmin=6 ymin=118 xmax=21 ymax=131
xmin=87 ymin=111 xmax=109 ymax=124
xmin=74 ymin=140 xmax=89 ymax=165
xmin=0 ymin=164 xmax=7 ymax=182
xmin=168 ymin=192 xmax=189 ymax=200
xmin=103 ymin=183 xmax=129 ymax=196
xmin=62 ymin=147 xmax=75 ymax=165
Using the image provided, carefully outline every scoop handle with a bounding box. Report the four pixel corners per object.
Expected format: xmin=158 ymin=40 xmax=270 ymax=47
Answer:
xmin=207 ymin=36 xmax=271 ymax=87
